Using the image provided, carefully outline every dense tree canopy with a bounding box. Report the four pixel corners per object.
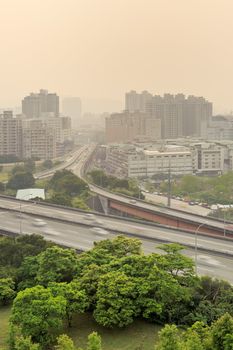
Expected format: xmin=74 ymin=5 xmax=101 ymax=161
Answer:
xmin=49 ymin=170 xmax=87 ymax=197
xmin=49 ymin=280 xmax=89 ymax=327
xmin=88 ymin=169 xmax=144 ymax=199
xmin=0 ymin=278 xmax=15 ymax=305
xmin=1 ymin=234 xmax=233 ymax=349
xmin=11 ymin=285 xmax=66 ymax=347
xmin=36 ymin=246 xmax=78 ymax=286
xmin=155 ymin=314 xmax=233 ymax=350
xmin=7 ymin=171 xmax=35 ymax=190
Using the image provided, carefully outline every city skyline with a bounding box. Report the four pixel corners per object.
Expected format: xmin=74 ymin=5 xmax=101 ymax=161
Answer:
xmin=0 ymin=0 xmax=233 ymax=113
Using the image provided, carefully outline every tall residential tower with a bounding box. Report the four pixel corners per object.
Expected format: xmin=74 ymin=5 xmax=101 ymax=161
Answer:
xmin=22 ymin=89 xmax=59 ymax=118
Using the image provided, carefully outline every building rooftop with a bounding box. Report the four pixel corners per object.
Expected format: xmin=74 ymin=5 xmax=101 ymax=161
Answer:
xmin=16 ymin=188 xmax=45 ymax=201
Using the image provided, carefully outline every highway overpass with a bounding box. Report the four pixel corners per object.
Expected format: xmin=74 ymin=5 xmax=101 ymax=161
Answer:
xmin=88 ymin=184 xmax=232 ymax=238
xmin=0 ymin=203 xmax=232 ymax=283
xmin=62 ymin=146 xmax=232 ymax=238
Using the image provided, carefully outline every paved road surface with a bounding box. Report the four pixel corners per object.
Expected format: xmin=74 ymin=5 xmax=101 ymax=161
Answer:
xmin=0 ymin=209 xmax=232 ymax=283
xmin=0 ymin=198 xmax=232 ymax=255
xmin=90 ymin=185 xmax=228 ymax=232
xmin=144 ymin=192 xmax=211 ymax=216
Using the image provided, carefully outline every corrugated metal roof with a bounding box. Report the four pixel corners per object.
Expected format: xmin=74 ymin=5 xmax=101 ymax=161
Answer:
xmin=16 ymin=188 xmax=45 ymax=200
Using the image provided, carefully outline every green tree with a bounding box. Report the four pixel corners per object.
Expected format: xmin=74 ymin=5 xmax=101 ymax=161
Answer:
xmin=155 ymin=324 xmax=182 ymax=350
xmin=211 ymin=313 xmax=233 ymax=350
xmin=187 ymin=322 xmax=212 ymax=349
xmin=0 ymin=234 xmax=52 ymax=270
xmin=92 ymin=235 xmax=142 ymax=258
xmin=55 ymin=334 xmax=76 ymax=350
xmin=157 ymin=243 xmax=195 ymax=283
xmin=87 ymin=332 xmax=102 ymax=350
xmin=58 ymin=175 xmax=86 ymax=196
xmin=36 ymin=246 xmax=78 ymax=286
xmin=24 ymin=159 xmax=35 ymax=173
xmin=189 ymin=277 xmax=233 ymax=324
xmin=79 ymin=264 xmax=105 ymax=308
xmin=183 ymin=333 xmax=204 ymax=350
xmin=49 ymin=170 xmax=86 ymax=196
xmin=94 ymin=271 xmax=139 ymax=327
xmin=11 ymin=285 xmax=66 ymax=347
xmin=88 ymin=170 xmax=108 ymax=187
xmin=179 ymin=175 xmax=204 ymax=195
xmin=42 ymin=159 xmax=53 ymax=169
xmin=0 ymin=278 xmax=15 ymax=305
xmin=15 ymin=336 xmax=40 ymax=350
xmin=12 ymin=164 xmax=25 ymax=175
xmin=7 ymin=171 xmax=35 ymax=190
xmin=49 ymin=280 xmax=89 ymax=327
xmin=72 ymin=197 xmax=90 ymax=211
xmin=16 ymin=256 xmax=40 ymax=290
xmin=47 ymin=192 xmax=72 ymax=206
xmin=224 ymin=334 xmax=233 ymax=350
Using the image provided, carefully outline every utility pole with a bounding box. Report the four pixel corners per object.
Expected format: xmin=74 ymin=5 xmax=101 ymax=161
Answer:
xmin=167 ymin=157 xmax=171 ymax=208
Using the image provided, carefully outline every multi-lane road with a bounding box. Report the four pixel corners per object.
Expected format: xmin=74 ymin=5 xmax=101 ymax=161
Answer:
xmin=34 ymin=144 xmax=92 ymax=180
xmin=0 ymin=144 xmax=232 ymax=282
xmin=89 ymin=185 xmax=230 ymax=232
xmin=143 ymin=192 xmax=211 ymax=216
xmin=0 ymin=196 xmax=233 ymax=255
xmin=0 ymin=208 xmax=232 ymax=283
xmin=34 ymin=144 xmax=228 ymax=235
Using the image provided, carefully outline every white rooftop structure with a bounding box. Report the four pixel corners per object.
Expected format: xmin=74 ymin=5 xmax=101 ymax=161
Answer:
xmin=16 ymin=188 xmax=45 ymax=201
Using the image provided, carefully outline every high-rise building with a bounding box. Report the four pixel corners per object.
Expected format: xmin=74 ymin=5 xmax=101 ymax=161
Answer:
xmin=125 ymin=90 xmax=153 ymax=113
xmin=22 ymin=89 xmax=59 ymax=118
xmin=0 ymin=111 xmax=22 ymax=157
xmin=62 ymin=97 xmax=82 ymax=128
xmin=183 ymin=96 xmax=213 ymax=137
xmin=125 ymin=91 xmax=212 ymax=138
xmin=22 ymin=123 xmax=56 ymax=160
xmin=105 ymin=111 xmax=161 ymax=143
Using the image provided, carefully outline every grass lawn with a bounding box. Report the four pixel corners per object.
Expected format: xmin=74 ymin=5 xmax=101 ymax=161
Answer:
xmin=0 ymin=309 xmax=160 ymax=350
xmin=67 ymin=313 xmax=161 ymax=350
xmin=0 ymin=173 xmax=9 ymax=182
xmin=0 ymin=306 xmax=11 ymax=349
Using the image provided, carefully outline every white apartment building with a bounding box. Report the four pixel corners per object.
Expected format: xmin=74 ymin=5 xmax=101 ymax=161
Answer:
xmin=191 ymin=142 xmax=224 ymax=175
xmin=22 ymin=116 xmax=71 ymax=144
xmin=106 ymin=144 xmax=193 ymax=178
xmin=105 ymin=140 xmax=230 ymax=178
xmin=0 ymin=111 xmax=22 ymax=157
xmin=22 ymin=127 xmax=56 ymax=160
xmin=128 ymin=147 xmax=193 ymax=177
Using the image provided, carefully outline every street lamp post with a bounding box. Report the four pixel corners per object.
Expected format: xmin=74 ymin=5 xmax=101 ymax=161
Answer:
xmin=223 ymin=210 xmax=226 ymax=237
xmin=167 ymin=157 xmax=171 ymax=208
xmin=195 ymin=222 xmax=207 ymax=274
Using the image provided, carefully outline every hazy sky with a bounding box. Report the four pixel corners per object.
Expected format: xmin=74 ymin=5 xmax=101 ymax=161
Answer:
xmin=1 ymin=0 xmax=233 ymax=113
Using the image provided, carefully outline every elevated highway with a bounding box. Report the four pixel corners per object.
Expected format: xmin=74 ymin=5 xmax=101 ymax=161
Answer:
xmin=0 ymin=195 xmax=233 ymax=255
xmin=0 ymin=204 xmax=232 ymax=283
xmin=89 ymin=185 xmax=231 ymax=237
xmin=54 ymin=144 xmax=233 ymax=238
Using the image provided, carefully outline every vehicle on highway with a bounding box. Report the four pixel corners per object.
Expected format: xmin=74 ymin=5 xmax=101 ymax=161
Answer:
xmin=32 ymin=218 xmax=47 ymax=227
xmin=84 ymin=213 xmax=95 ymax=220
xmin=129 ymin=199 xmax=137 ymax=204
xmin=198 ymin=255 xmax=222 ymax=268
xmin=83 ymin=213 xmax=103 ymax=226
xmin=43 ymin=227 xmax=59 ymax=235
xmin=91 ymin=227 xmax=109 ymax=235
